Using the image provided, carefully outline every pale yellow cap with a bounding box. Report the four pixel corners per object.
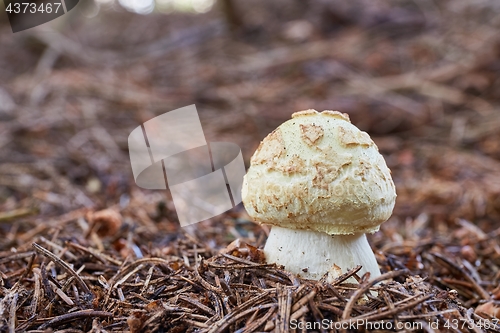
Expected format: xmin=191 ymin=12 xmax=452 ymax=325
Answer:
xmin=242 ymin=110 xmax=396 ymax=235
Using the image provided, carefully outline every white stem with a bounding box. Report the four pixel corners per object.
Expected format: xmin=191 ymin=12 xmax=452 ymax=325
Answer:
xmin=263 ymin=226 xmax=381 ymax=282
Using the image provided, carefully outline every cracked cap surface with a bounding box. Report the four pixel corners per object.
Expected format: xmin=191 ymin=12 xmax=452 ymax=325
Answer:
xmin=242 ymin=110 xmax=397 ymax=235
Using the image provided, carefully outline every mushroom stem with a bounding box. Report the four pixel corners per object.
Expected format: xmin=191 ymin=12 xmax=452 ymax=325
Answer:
xmin=263 ymin=226 xmax=381 ymax=282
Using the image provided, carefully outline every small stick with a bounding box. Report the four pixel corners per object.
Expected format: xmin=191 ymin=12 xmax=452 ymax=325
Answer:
xmin=291 ymin=290 xmax=316 ymax=313
xmin=221 ymin=253 xmax=261 ymax=266
xmin=290 ymin=305 xmax=309 ymax=321
xmin=32 ymin=243 xmax=92 ymax=295
xmin=12 ymin=252 xmax=36 ymax=290
xmin=398 ymin=309 xmax=459 ymax=320
xmin=72 ymin=284 xmax=81 ymax=306
xmin=346 ymin=293 xmax=431 ymax=322
xmin=30 ymin=268 xmax=42 ymax=316
xmin=342 ymin=269 xmax=409 ymax=323
xmin=276 ymin=284 xmax=293 ymax=332
xmin=38 ymin=309 xmax=113 ymax=330
xmin=432 ymin=253 xmax=490 ymax=300
xmin=49 ymin=280 xmax=74 ymax=306
xmin=317 ymin=303 xmax=343 ymax=316
xmin=0 ymin=251 xmax=34 ymax=265
xmin=0 ymin=207 xmax=36 ymax=222
xmin=117 ymin=288 xmax=125 ymax=301
xmin=141 ymin=265 xmax=155 ymax=294
xmin=40 ymin=263 xmax=55 ymax=300
xmin=240 ymin=306 xmax=276 ymax=333
xmin=19 ymin=208 xmax=87 ymax=242
xmin=8 ymin=292 xmax=18 ymax=333
xmin=66 ymin=241 xmax=123 ymax=266
xmin=331 ymin=265 xmax=363 ymax=286
xmin=194 ymin=267 xmax=223 ymax=293
xmin=179 ymin=294 xmax=216 ymax=316
xmin=39 ymin=236 xmax=77 ymax=260
xmin=207 ymin=303 xmax=277 ymax=333
xmin=115 ymin=264 xmax=144 ymax=287
xmin=327 ymin=284 xmax=347 ymax=302
xmin=183 ymin=319 xmax=209 ymax=328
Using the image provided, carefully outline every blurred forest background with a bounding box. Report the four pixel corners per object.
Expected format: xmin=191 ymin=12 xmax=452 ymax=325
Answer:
xmin=1 ymin=0 xmax=500 ymax=331
xmin=1 ymin=0 xmax=500 ymax=238
xmin=0 ymin=0 xmax=500 ymax=231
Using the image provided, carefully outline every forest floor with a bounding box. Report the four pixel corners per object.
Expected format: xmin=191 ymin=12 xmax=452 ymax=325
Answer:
xmin=1 ymin=0 xmax=500 ymax=331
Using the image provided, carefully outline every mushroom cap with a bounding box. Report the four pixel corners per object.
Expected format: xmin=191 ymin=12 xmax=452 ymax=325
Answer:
xmin=242 ymin=110 xmax=396 ymax=235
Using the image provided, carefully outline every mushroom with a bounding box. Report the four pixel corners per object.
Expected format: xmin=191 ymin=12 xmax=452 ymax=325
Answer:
xmin=241 ymin=110 xmax=396 ymax=281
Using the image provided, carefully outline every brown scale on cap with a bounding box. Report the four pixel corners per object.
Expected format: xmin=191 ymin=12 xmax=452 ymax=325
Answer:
xmin=250 ymin=129 xmax=284 ymax=166
xmin=300 ymin=123 xmax=324 ymax=146
xmin=338 ymin=126 xmax=373 ymax=148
